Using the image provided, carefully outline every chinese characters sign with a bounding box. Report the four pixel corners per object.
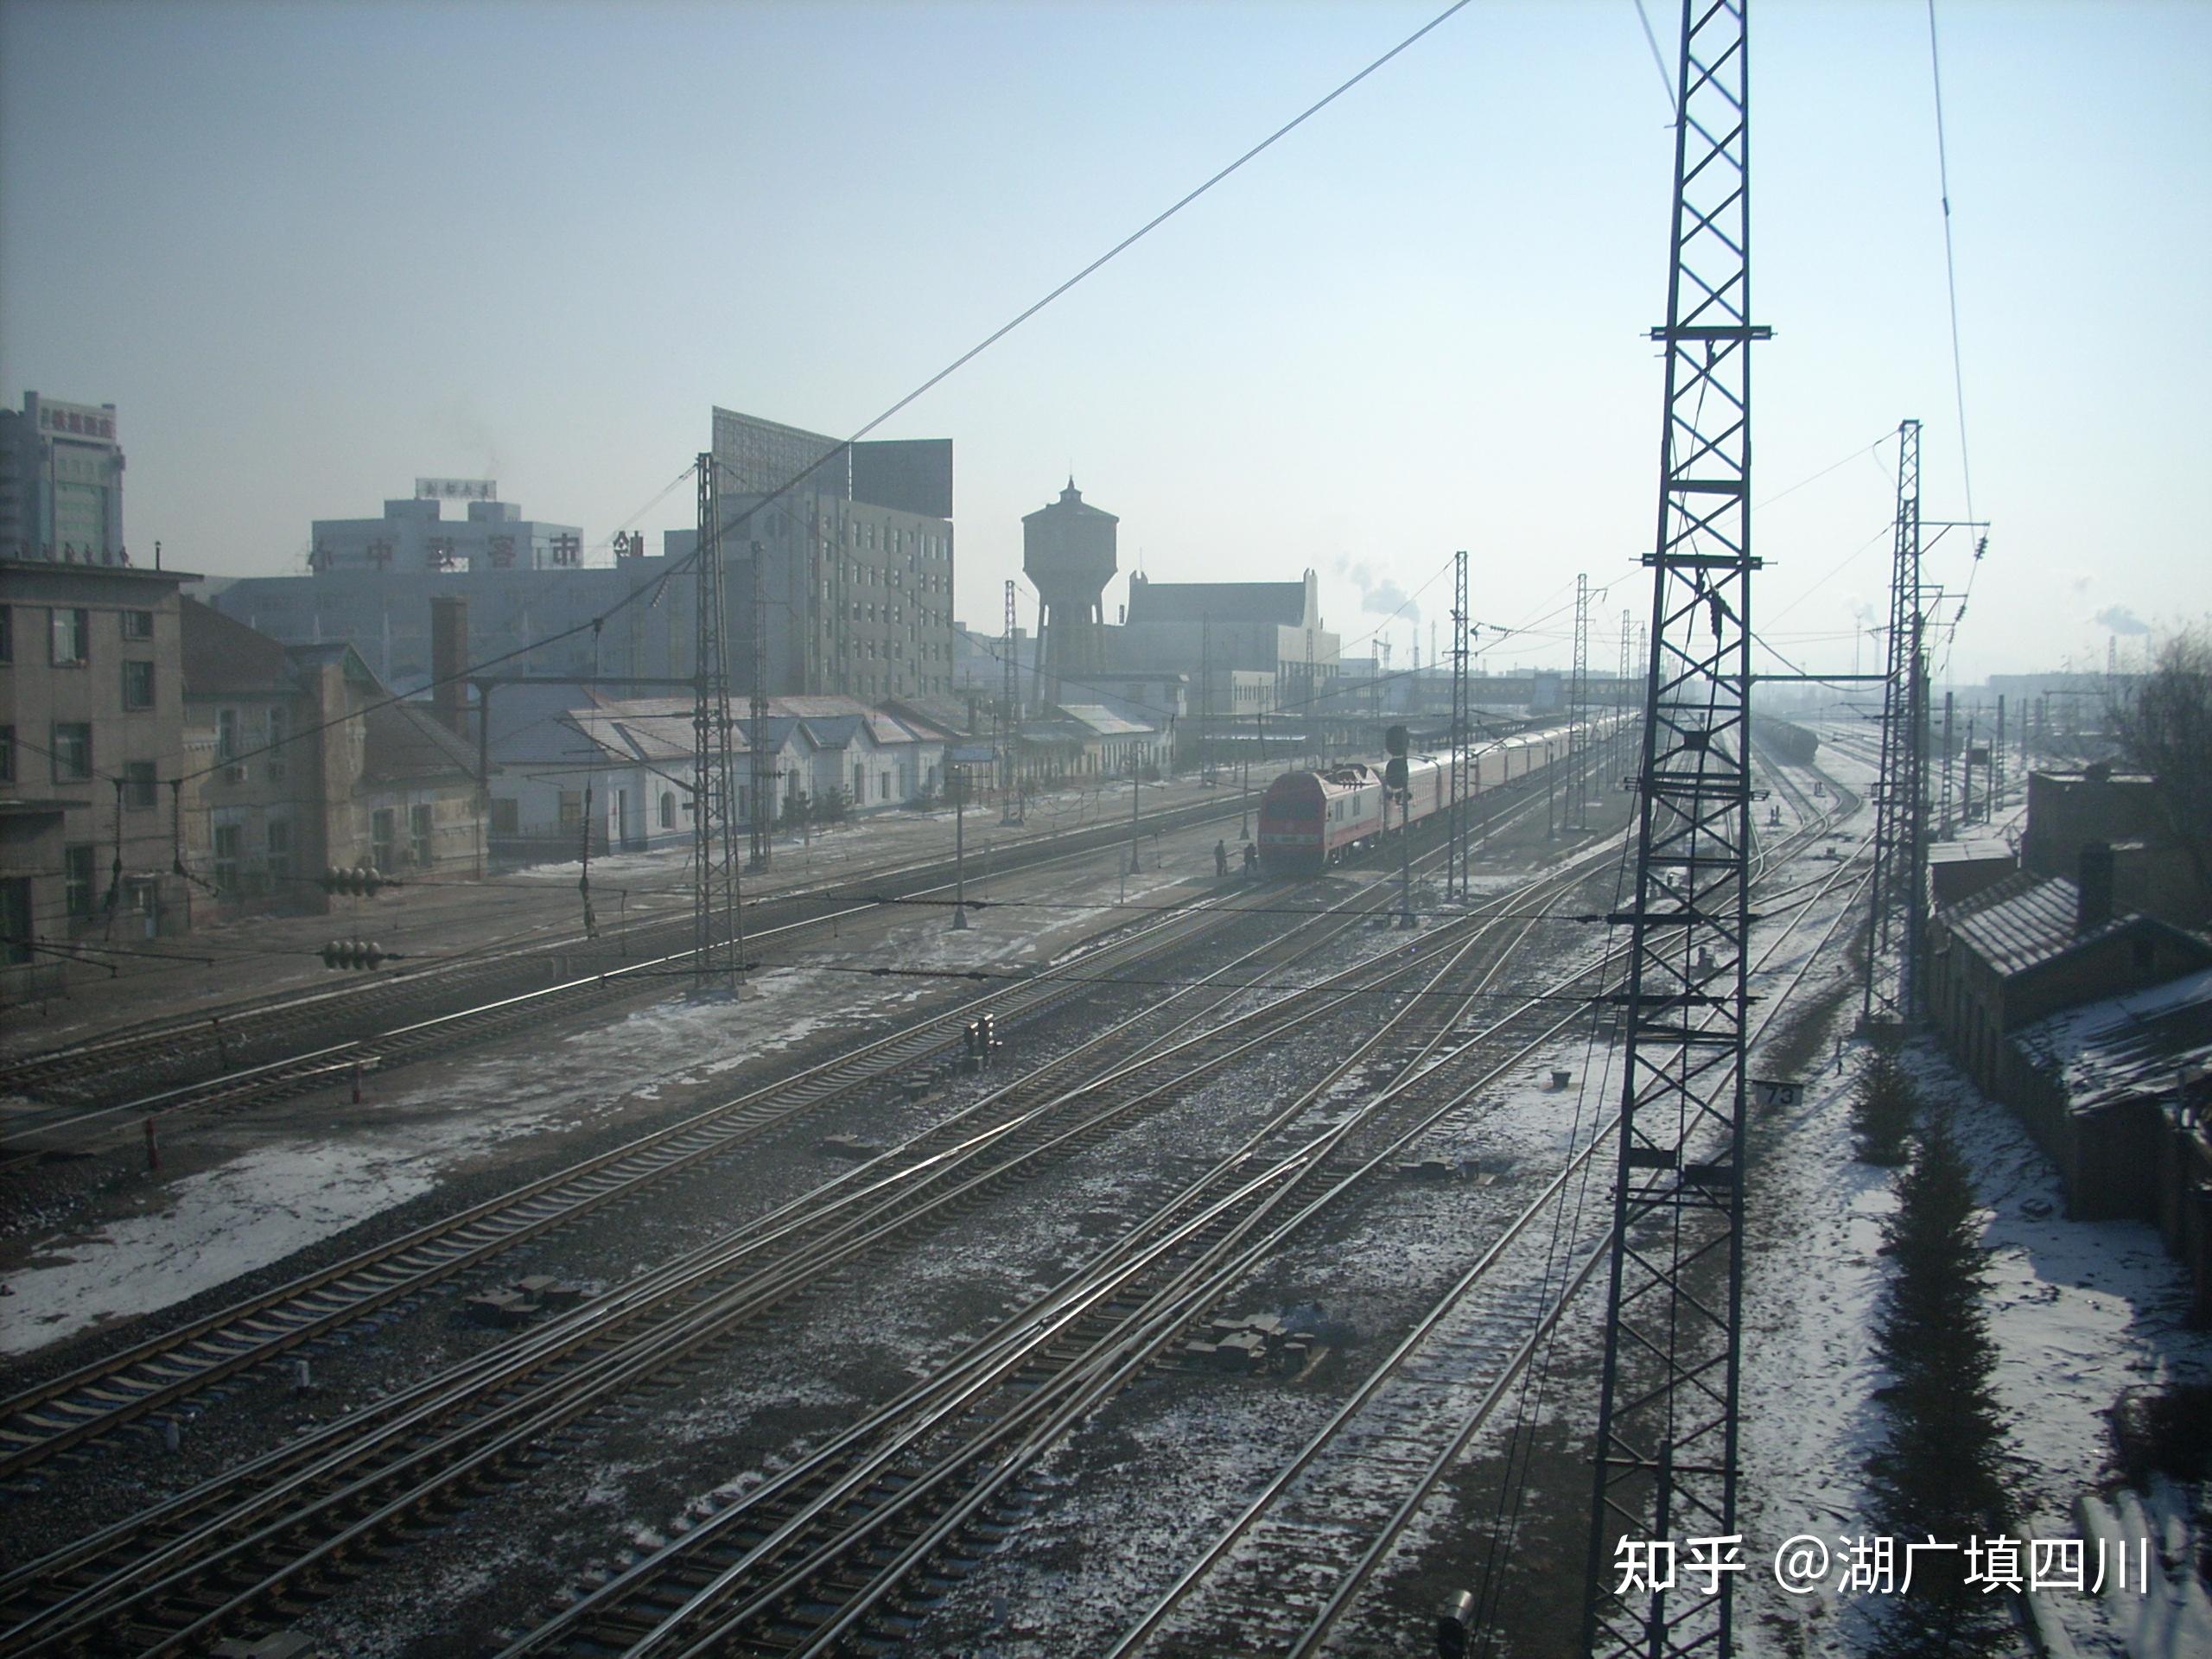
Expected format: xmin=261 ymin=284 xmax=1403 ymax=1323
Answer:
xmin=416 ymin=478 xmax=497 ymax=501
xmin=37 ymin=400 xmax=118 ymax=442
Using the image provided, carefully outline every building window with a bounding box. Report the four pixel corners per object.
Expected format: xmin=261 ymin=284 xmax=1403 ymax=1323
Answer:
xmin=410 ymin=804 xmax=434 ymax=868
xmin=0 ymin=606 xmax=11 ymax=662
xmin=372 ymin=808 xmax=397 ymax=871
xmin=491 ymin=798 xmax=519 ymax=835
xmin=125 ymin=760 xmax=157 ymax=809
xmin=266 ymin=708 xmax=289 ymax=782
xmin=658 ymin=791 xmax=676 ymax=830
xmin=64 ymin=843 xmax=99 ymax=918
xmin=122 ymin=658 xmax=156 ymax=710
xmin=52 ymin=722 xmax=92 ymax=781
xmin=557 ymin=790 xmax=584 ymax=830
xmin=121 ymin=609 xmax=155 ymax=641
xmin=0 ymin=878 xmax=30 ymax=965
xmin=0 ymin=726 xmax=11 ymax=784
xmin=213 ymin=820 xmax=243 ymax=893
xmin=50 ymin=607 xmax=89 ymax=665
xmin=266 ymin=817 xmax=293 ymax=887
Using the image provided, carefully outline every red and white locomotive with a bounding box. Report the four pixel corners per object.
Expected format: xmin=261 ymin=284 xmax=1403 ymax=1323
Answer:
xmin=1255 ymin=723 xmax=1596 ymax=875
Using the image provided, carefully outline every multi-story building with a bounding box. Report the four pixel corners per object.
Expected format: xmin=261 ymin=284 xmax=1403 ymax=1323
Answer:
xmin=1 ymin=558 xmax=196 ymax=1000
xmin=1115 ymin=569 xmax=1339 ymax=716
xmin=702 ymin=407 xmax=958 ymax=704
xmin=179 ymin=600 xmax=486 ymax=907
xmin=209 ymin=547 xmax=691 ymax=695
xmin=308 ymin=489 xmax=586 ymax=576
xmin=0 ymin=393 xmax=128 ymax=564
xmin=209 ymin=410 xmax=959 ymax=709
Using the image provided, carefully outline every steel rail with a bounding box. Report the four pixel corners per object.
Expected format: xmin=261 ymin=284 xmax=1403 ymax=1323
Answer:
xmin=499 ymin=864 xmax=1653 ymax=1657
xmin=0 ymin=813 xmax=1574 ymax=1647
xmin=1112 ymin=784 xmax=1874 ymax=1656
xmin=0 ymin=786 xmax=1258 ymax=1111
xmin=0 ymin=882 xmax=1255 ymax=1476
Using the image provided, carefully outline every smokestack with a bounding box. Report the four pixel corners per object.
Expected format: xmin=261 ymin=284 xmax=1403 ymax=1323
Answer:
xmin=430 ymin=595 xmax=469 ymax=738
xmin=2076 ymin=840 xmax=2115 ymax=934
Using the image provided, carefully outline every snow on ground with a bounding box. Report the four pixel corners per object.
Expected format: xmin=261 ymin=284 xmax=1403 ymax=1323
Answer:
xmin=0 ymin=863 xmax=1205 ymax=1359
xmin=1736 ymin=730 xmax=2212 ymax=1658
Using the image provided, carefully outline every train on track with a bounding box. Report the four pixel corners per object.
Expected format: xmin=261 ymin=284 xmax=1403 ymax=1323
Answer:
xmin=1255 ymin=720 xmax=1612 ymax=874
xmin=1750 ymin=712 xmax=1821 ymax=766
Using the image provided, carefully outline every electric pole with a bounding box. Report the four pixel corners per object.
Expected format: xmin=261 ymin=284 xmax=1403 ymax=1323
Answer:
xmin=1571 ymin=571 xmax=1592 ymax=830
xmin=747 ymin=537 xmax=772 ymax=871
xmin=692 ymin=455 xmax=745 ymax=993
xmin=1584 ymin=4 xmax=1767 ymax=1656
xmin=1002 ymin=578 xmax=1022 ymax=822
xmin=1450 ymin=550 xmax=1471 ymax=899
xmin=1861 ymin=418 xmax=1927 ymax=1027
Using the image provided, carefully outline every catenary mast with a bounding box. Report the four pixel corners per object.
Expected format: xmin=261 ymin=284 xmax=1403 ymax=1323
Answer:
xmin=1582 ymin=2 xmax=1767 ymax=1655
xmin=1860 ymin=418 xmax=1927 ymax=1027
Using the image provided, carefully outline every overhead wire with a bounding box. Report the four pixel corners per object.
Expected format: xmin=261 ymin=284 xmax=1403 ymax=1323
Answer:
xmin=1925 ymin=0 xmax=1987 ymax=679
xmin=137 ymin=0 xmax=1497 ymax=900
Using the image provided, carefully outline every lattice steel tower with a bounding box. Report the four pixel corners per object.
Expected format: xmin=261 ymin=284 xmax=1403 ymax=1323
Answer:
xmin=1002 ymin=578 xmax=1021 ymax=798
xmin=1449 ymin=550 xmax=1471 ymax=898
xmin=747 ymin=538 xmax=772 ymax=870
xmin=1860 ymin=418 xmax=1927 ymax=1027
xmin=692 ymin=455 xmax=745 ymax=991
xmin=1583 ymin=3 xmax=1768 ymax=1656
xmin=1571 ymin=571 xmax=1592 ymax=829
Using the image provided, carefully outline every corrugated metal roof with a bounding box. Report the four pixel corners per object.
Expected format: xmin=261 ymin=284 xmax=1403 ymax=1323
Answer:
xmin=2012 ymin=965 xmax=2212 ymax=1110
xmin=1058 ymin=704 xmax=1159 ymax=738
xmin=1943 ymin=871 xmax=2124 ymax=977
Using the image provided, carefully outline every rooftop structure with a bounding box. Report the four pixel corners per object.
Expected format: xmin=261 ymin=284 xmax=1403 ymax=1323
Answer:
xmin=1021 ymin=480 xmax=1116 ymax=710
xmin=0 ymin=393 xmax=126 ymax=564
xmin=309 ymin=490 xmax=587 ymax=575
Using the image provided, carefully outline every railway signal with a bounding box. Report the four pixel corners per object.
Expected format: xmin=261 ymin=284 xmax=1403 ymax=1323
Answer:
xmin=320 ymin=866 xmax=397 ymax=898
xmin=962 ymin=1013 xmax=1003 ymax=1071
xmin=320 ymin=938 xmax=393 ymax=970
xmin=1383 ymin=723 xmax=1409 ymax=793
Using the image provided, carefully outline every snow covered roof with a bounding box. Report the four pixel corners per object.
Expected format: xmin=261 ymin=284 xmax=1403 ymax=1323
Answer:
xmin=1943 ymin=871 xmax=2133 ymax=978
xmin=1057 ymin=704 xmax=1159 ymax=738
xmin=2012 ymin=965 xmax=2212 ymax=1112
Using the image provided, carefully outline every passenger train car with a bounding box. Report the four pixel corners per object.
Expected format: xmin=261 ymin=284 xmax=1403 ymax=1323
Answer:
xmin=1255 ymin=721 xmax=1606 ymax=875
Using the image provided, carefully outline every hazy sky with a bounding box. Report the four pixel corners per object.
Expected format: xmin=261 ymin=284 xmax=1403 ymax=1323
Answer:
xmin=3 ymin=1 xmax=2207 ymax=686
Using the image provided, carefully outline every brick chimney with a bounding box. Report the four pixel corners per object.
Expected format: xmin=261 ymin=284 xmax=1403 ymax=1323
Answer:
xmin=430 ymin=595 xmax=469 ymax=738
xmin=2076 ymin=839 xmax=2115 ymax=934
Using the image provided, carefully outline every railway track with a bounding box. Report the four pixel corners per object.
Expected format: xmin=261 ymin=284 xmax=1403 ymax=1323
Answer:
xmin=0 ymin=769 xmax=1587 ymax=1485
xmin=487 ymin=855 xmax=1670 ymax=1659
xmin=1108 ymin=789 xmax=1873 ymax=1656
xmin=0 ymin=787 xmax=1254 ymax=1118
xmin=0 ymin=797 xmax=1624 ymax=1655
xmin=0 ymin=870 xmax=1275 ymax=1480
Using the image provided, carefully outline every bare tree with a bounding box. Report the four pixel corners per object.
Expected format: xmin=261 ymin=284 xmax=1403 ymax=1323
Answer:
xmin=2107 ymin=629 xmax=2212 ymax=903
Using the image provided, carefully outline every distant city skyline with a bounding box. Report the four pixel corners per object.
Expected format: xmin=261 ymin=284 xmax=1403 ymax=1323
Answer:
xmin=3 ymin=1 xmax=2205 ymax=687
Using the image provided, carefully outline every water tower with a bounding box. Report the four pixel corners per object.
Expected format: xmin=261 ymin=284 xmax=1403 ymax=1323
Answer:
xmin=1022 ymin=478 xmax=1117 ymax=710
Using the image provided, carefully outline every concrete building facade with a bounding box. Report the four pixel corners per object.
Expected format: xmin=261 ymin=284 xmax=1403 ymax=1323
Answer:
xmin=1 ymin=558 xmax=196 ymax=1001
xmin=705 ymin=407 xmax=958 ymax=705
xmin=309 ymin=493 xmax=587 ymax=577
xmin=179 ymin=600 xmax=489 ymax=905
xmin=215 ymin=410 xmax=957 ymax=713
xmin=1022 ymin=480 xmax=1117 ymax=709
xmin=0 ymin=393 xmax=127 ymax=565
xmin=208 ymin=553 xmax=695 ymax=696
xmin=1115 ymin=569 xmax=1338 ymax=722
